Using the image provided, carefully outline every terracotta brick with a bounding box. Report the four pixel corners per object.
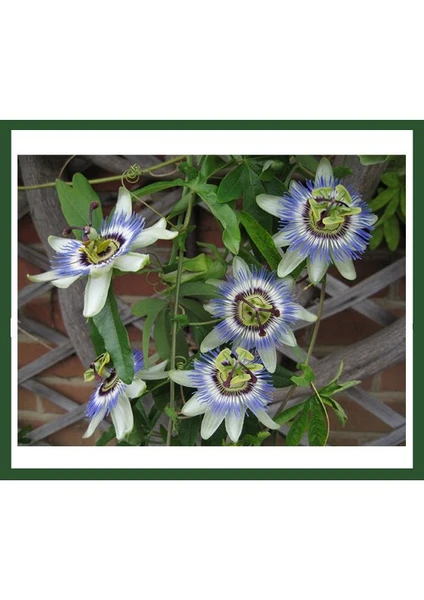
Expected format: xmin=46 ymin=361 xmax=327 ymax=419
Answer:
xmin=314 ymin=309 xmax=383 ymax=346
xmin=23 ymin=295 xmax=67 ymax=334
xmin=112 ymin=272 xmax=165 ymax=296
xmin=127 ymin=324 xmax=142 ymax=343
xmin=18 ymin=214 xmax=41 ymax=244
xmin=18 ymin=387 xmax=39 ymax=412
xmin=18 ymin=342 xmax=51 ymax=368
xmin=379 ymin=362 xmax=406 ymax=392
xmin=18 ymin=257 xmax=44 ymax=290
xmin=46 ymin=421 xmax=103 ymax=446
xmin=38 ymin=377 xmax=92 ymax=405
xmin=41 ymin=354 xmax=85 ymax=378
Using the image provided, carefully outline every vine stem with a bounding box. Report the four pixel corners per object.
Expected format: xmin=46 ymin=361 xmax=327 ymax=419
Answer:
xmin=273 ymin=275 xmax=327 ymax=416
xmin=166 ymin=158 xmax=195 ymax=446
xmin=187 ymin=318 xmax=222 ymax=326
xmin=18 ymin=155 xmax=186 ymax=190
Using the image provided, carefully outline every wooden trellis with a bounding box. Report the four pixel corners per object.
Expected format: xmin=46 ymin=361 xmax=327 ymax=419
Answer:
xmin=17 ymin=155 xmax=407 ymax=446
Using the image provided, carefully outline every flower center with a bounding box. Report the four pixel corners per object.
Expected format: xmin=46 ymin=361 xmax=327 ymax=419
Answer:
xmin=79 ymin=237 xmax=121 ymax=264
xmin=213 ymin=348 xmax=262 ymax=394
xmin=235 ymin=293 xmax=280 ymax=337
xmin=307 ymin=184 xmax=361 ymax=236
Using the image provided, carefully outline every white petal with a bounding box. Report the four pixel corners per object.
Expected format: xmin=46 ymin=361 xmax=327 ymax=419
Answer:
xmin=27 ymin=270 xmax=59 ymax=283
xmin=200 ymin=410 xmax=225 ymax=440
xmin=131 ymin=218 xmax=178 ymax=249
xmin=369 ymin=214 xmax=378 ymax=225
xmin=204 ymin=303 xmax=217 ymax=315
xmin=254 ymin=409 xmax=280 ymax=430
xmin=232 ymin=256 xmax=250 ymax=278
xmin=125 ymin=378 xmax=146 ymax=399
xmin=294 ymin=305 xmax=318 ymax=322
xmin=83 ymin=270 xmax=113 ymax=318
xmin=315 ymin=157 xmax=333 ymax=186
xmin=114 ymin=252 xmax=150 ymax=273
xmin=200 ymin=328 xmax=223 ymax=353
xmin=48 ymin=235 xmax=72 ymax=251
xmin=277 ymin=249 xmax=305 ymax=278
xmin=51 ymin=275 xmax=80 ymax=289
xmin=205 ymin=278 xmax=223 ymax=288
xmin=138 ymin=360 xmax=169 ymax=380
xmin=333 ymin=257 xmax=357 ymax=281
xmin=307 ymin=255 xmax=329 ymax=284
xmin=168 ymin=370 xmax=197 ymax=387
xmin=110 ymin=394 xmax=134 ymax=441
xmin=272 ymin=230 xmax=291 ymax=247
xmin=225 ymin=411 xmax=245 ymax=443
xmin=82 ymin=405 xmax=107 ymax=439
xmin=256 ymin=194 xmax=281 ymax=218
xmin=280 ymin=330 xmax=297 ymax=347
xmin=115 ymin=187 xmax=132 ymax=218
xmin=257 ymin=346 xmax=277 ymax=373
xmin=89 ymin=263 xmax=114 ymax=279
xmin=181 ymin=393 xmax=207 ymax=417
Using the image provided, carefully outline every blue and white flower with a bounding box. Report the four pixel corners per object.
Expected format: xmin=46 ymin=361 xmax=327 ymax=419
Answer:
xmin=83 ymin=350 xmax=168 ymax=441
xmin=169 ymin=348 xmax=279 ymax=442
xmin=199 ymin=257 xmax=316 ymax=373
xmin=27 ymin=187 xmax=178 ymax=318
xmin=256 ymin=169 xmax=377 ymax=284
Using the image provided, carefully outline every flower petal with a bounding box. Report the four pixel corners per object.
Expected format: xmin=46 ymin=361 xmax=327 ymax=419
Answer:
xmin=307 ymin=255 xmax=329 ymax=284
xmin=294 ymin=305 xmax=318 ymax=322
xmin=168 ymin=370 xmax=197 ymax=388
xmin=51 ymin=275 xmax=80 ymax=289
xmin=232 ymin=256 xmax=250 ymax=278
xmin=225 ymin=411 xmax=245 ymax=443
xmin=27 ymin=270 xmax=59 ymax=283
xmin=254 ymin=409 xmax=280 ymax=430
xmin=115 ymin=187 xmax=132 ymax=218
xmin=200 ymin=410 xmax=225 ymax=440
xmin=48 ymin=235 xmax=72 ymax=252
xmin=279 ymin=329 xmax=297 ymax=347
xmin=131 ymin=218 xmax=178 ymax=249
xmin=277 ymin=249 xmax=305 ymax=278
xmin=113 ymin=252 xmax=150 ymax=273
xmin=272 ymin=230 xmax=291 ymax=247
xmin=200 ymin=328 xmax=223 ymax=353
xmin=256 ymin=194 xmax=281 ymax=218
xmin=83 ymin=270 xmax=113 ymax=318
xmin=110 ymin=394 xmax=134 ymax=441
xmin=333 ymin=257 xmax=357 ymax=281
xmin=138 ymin=360 xmax=169 ymax=380
xmin=125 ymin=378 xmax=146 ymax=399
xmin=204 ymin=303 xmax=217 ymax=315
xmin=82 ymin=405 xmax=107 ymax=439
xmin=181 ymin=393 xmax=207 ymax=417
xmin=257 ymin=346 xmax=277 ymax=373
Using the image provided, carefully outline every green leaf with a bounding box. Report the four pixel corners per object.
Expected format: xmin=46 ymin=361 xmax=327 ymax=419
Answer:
xmin=95 ymin=425 xmax=116 ymax=446
xmin=308 ymin=397 xmax=329 ymax=446
xmin=238 ymin=211 xmax=281 ymax=270
xmin=285 ymin=402 xmax=310 ymax=446
xmin=274 ymin=401 xmax=308 ymax=425
xmin=384 ymin=215 xmax=401 ymax=251
xmin=358 ymin=155 xmax=389 ymax=166
xmin=320 ymin=378 xmax=361 ymax=397
xmin=55 ymin=174 xmax=103 ymax=239
xmin=178 ymin=415 xmax=202 ymax=445
xmin=92 ymin=290 xmax=134 ymax=384
xmin=154 ymin=308 xmax=172 ymax=360
xmin=132 ymin=179 xmax=187 ymax=197
xmin=217 ymin=164 xmax=244 ymax=203
xmin=200 ymin=155 xmax=227 ymax=181
xmin=381 ymin=172 xmax=401 ymax=188
xmin=263 ymin=177 xmax=288 ymax=197
xmin=369 ymin=187 xmax=396 ymax=212
xmin=240 ymin=161 xmax=271 ymax=230
xmin=400 ymin=186 xmax=406 ymax=217
xmin=194 ymin=184 xmax=240 ymax=254
xmin=369 ymin=224 xmax=385 ymax=250
xmin=272 ymin=364 xmax=295 ymax=389
xmin=242 ymin=431 xmax=271 ymax=446
xmin=322 ymin=396 xmax=348 ymax=426
xmin=179 ymin=281 xmax=221 ymax=300
xmin=291 ymin=363 xmax=315 ymax=387
xmin=296 ymin=155 xmax=318 ymax=174
xmin=131 ymin=298 xmax=167 ymax=318
xmin=333 ymin=166 xmax=353 ymax=179
xmin=169 ymin=191 xmax=192 ymax=218
xmin=88 ymin=318 xmax=106 ymax=356
xmin=375 ymin=189 xmax=400 ymax=227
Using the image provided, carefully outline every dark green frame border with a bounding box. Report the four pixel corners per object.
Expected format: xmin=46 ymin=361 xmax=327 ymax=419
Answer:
xmin=1 ymin=120 xmax=420 ymax=480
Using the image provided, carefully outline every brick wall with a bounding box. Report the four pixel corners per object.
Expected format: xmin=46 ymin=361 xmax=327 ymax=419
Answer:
xmin=18 ymin=180 xmax=406 ymax=446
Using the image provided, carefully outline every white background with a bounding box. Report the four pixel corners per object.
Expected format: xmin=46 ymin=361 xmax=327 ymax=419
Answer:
xmin=2 ymin=2 xmax=422 ymax=600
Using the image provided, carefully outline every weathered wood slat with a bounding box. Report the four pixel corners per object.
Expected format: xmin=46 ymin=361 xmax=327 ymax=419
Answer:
xmin=344 ymin=387 xmax=405 ymax=428
xmin=26 ymin=405 xmax=87 ymax=444
xmin=18 ymin=242 xmax=50 ymax=270
xmin=18 ymin=316 xmax=68 ymax=346
xmin=364 ymin=425 xmax=406 ymax=446
xmin=20 ymin=379 xmax=80 ymax=412
xmin=18 ymin=281 xmax=50 ymax=308
xmin=18 ymin=342 xmax=73 ymax=384
xmin=293 ymin=259 xmax=405 ymax=329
